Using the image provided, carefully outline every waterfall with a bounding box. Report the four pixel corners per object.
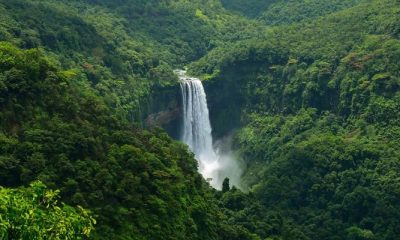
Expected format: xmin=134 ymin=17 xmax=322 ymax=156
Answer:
xmin=178 ymin=70 xmax=221 ymax=188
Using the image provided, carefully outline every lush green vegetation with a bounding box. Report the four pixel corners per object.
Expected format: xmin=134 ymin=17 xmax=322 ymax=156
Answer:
xmin=0 ymin=0 xmax=259 ymax=122
xmin=0 ymin=181 xmax=95 ymax=239
xmin=220 ymin=0 xmax=276 ymax=18
xmin=0 ymin=42 xmax=265 ymax=239
xmin=191 ymin=0 xmax=400 ymax=239
xmin=220 ymin=0 xmax=363 ymax=22
xmin=1 ymin=0 xmax=400 ymax=239
xmin=259 ymin=0 xmax=363 ymax=25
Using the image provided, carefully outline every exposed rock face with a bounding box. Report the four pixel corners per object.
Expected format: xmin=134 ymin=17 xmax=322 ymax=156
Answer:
xmin=203 ymin=62 xmax=267 ymax=139
xmin=145 ymin=107 xmax=181 ymax=128
xmin=140 ymin=84 xmax=182 ymax=139
xmin=204 ymin=73 xmax=244 ymax=139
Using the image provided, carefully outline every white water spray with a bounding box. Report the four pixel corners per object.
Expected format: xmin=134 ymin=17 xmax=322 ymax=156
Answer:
xmin=178 ymin=70 xmax=242 ymax=189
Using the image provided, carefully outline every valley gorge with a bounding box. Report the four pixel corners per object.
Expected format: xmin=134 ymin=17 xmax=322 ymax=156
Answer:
xmin=1 ymin=0 xmax=400 ymax=239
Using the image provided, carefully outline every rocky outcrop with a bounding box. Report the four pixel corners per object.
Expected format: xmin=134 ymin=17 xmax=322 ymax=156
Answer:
xmin=140 ymin=84 xmax=182 ymax=139
xmin=145 ymin=107 xmax=181 ymax=128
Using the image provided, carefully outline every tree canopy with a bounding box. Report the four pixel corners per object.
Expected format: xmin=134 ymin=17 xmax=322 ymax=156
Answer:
xmin=0 ymin=0 xmax=399 ymax=239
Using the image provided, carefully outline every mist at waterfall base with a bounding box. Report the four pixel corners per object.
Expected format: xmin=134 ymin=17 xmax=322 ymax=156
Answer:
xmin=178 ymin=70 xmax=243 ymax=190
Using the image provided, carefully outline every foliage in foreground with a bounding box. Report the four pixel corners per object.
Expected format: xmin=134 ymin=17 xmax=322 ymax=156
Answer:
xmin=0 ymin=0 xmax=400 ymax=239
xmin=0 ymin=181 xmax=95 ymax=240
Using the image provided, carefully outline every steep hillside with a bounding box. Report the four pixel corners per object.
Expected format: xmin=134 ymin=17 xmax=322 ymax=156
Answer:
xmin=259 ymin=0 xmax=364 ymax=25
xmin=220 ymin=0 xmax=276 ymax=18
xmin=0 ymin=42 xmax=261 ymax=239
xmin=0 ymin=1 xmax=264 ymax=239
xmin=220 ymin=0 xmax=363 ymax=23
xmin=0 ymin=0 xmax=260 ymax=124
xmin=191 ymin=0 xmax=400 ymax=239
xmin=1 ymin=0 xmax=400 ymax=239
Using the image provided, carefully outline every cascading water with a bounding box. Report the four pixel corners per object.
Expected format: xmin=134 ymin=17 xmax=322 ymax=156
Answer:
xmin=178 ymin=70 xmax=222 ymax=188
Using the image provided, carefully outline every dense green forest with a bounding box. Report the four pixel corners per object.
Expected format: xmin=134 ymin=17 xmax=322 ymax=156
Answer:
xmin=0 ymin=0 xmax=399 ymax=239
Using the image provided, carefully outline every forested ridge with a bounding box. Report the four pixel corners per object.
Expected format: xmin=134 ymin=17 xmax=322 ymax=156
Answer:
xmin=192 ymin=0 xmax=400 ymax=239
xmin=0 ymin=0 xmax=399 ymax=239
